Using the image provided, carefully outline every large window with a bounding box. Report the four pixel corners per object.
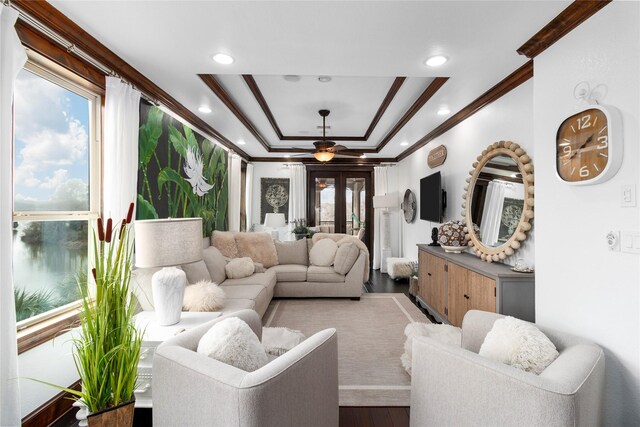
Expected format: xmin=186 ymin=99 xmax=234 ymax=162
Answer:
xmin=12 ymin=61 xmax=101 ymax=329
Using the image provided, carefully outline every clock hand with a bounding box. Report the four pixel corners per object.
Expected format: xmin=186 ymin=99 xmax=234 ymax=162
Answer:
xmin=568 ymin=133 xmax=595 ymax=159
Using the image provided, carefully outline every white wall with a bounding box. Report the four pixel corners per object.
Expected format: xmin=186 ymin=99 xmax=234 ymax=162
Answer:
xmin=18 ymin=331 xmax=78 ymax=417
xmin=534 ymin=3 xmax=640 ymax=425
xmin=397 ymin=80 xmax=534 ymax=266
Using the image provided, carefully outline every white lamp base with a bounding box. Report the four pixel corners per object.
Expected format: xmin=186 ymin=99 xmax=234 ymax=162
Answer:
xmin=152 ymin=266 xmax=186 ymax=326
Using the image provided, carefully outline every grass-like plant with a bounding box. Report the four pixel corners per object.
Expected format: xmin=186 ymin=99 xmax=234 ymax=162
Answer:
xmin=35 ymin=202 xmax=143 ymax=414
xmin=14 ymin=288 xmax=56 ymax=322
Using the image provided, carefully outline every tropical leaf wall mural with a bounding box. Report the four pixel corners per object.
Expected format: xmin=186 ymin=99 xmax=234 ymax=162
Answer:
xmin=137 ymin=101 xmax=228 ymax=235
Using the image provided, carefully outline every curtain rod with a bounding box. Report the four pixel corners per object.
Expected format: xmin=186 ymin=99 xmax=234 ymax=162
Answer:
xmin=11 ymin=3 xmax=159 ymax=105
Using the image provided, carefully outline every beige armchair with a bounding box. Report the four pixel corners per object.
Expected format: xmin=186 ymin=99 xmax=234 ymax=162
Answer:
xmin=410 ymin=310 xmax=605 ymax=427
xmin=153 ymin=310 xmax=339 ymax=427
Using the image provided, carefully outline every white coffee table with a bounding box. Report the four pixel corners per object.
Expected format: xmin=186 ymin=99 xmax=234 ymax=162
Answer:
xmin=134 ymin=311 xmax=221 ymax=408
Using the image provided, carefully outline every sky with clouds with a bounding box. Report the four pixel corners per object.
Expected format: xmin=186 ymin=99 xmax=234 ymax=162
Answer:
xmin=13 ymin=69 xmax=90 ymax=211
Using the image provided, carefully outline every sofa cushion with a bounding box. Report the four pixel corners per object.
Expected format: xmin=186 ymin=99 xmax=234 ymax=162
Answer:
xmin=181 ymin=260 xmax=211 ymax=284
xmin=222 ymin=271 xmax=277 ymax=293
xmin=333 ymin=243 xmax=360 ymax=275
xmin=274 ymin=239 xmax=309 ymax=265
xmin=309 ymin=238 xmax=338 ymax=266
xmin=211 ymin=231 xmax=239 ymax=258
xmin=307 ymin=266 xmax=346 ymax=283
xmin=235 ymin=232 xmax=279 ymax=268
xmin=220 ymin=298 xmax=255 ymax=313
xmin=202 ymin=246 xmax=228 ymax=284
xmin=479 ymin=316 xmax=559 ymax=375
xmin=183 ymin=280 xmax=226 ymax=312
xmin=268 ymin=264 xmax=308 ymax=282
xmin=220 ymin=285 xmax=270 ymax=318
xmin=225 ymin=257 xmax=255 ymax=279
xmin=197 ymin=317 xmax=268 ymax=372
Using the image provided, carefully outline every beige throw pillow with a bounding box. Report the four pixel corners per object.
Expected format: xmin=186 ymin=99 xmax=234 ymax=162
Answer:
xmin=309 ymin=238 xmax=338 ymax=266
xmin=275 ymin=239 xmax=309 ymax=265
xmin=211 ymin=231 xmax=239 ymax=258
xmin=333 ymin=243 xmax=360 ymax=275
xmin=180 ymin=260 xmax=211 ymax=284
xmin=183 ymin=280 xmax=226 ymax=311
xmin=202 ymin=246 xmax=227 ymax=284
xmin=235 ymin=232 xmax=279 ymax=268
xmin=225 ymin=257 xmax=255 ymax=279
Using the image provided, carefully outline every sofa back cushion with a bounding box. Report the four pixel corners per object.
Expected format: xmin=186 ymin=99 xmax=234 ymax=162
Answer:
xmin=235 ymin=232 xmax=279 ymax=268
xmin=202 ymin=246 xmax=228 ymax=284
xmin=211 ymin=231 xmax=239 ymax=258
xmin=333 ymin=243 xmax=360 ymax=275
xmin=275 ymin=239 xmax=309 ymax=265
xmin=181 ymin=260 xmax=212 ymax=284
xmin=309 ymin=238 xmax=338 ymax=267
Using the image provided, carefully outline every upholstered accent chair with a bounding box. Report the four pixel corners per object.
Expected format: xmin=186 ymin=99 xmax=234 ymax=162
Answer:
xmin=153 ymin=310 xmax=339 ymax=427
xmin=410 ymin=310 xmax=605 ymax=427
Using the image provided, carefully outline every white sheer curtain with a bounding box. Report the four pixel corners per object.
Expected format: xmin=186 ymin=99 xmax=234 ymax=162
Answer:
xmin=245 ymin=163 xmax=254 ymax=230
xmin=479 ymin=180 xmax=523 ymax=246
xmin=227 ymin=153 xmax=242 ymax=231
xmin=103 ymin=76 xmax=141 ymax=219
xmin=288 ymin=164 xmax=306 ymax=223
xmin=373 ymin=166 xmax=389 ymax=269
xmin=0 ymin=5 xmax=26 ymax=425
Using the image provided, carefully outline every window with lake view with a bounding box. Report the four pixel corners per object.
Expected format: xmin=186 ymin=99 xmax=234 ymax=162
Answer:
xmin=12 ymin=63 xmax=100 ymax=325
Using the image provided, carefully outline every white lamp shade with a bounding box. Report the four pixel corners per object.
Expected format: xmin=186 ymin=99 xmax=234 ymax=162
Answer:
xmin=135 ymin=218 xmax=203 ymax=268
xmin=264 ymin=213 xmax=286 ymax=228
xmin=373 ymin=193 xmax=398 ymax=209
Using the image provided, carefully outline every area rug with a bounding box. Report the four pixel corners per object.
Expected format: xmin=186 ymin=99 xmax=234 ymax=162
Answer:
xmin=263 ymin=293 xmax=429 ymax=406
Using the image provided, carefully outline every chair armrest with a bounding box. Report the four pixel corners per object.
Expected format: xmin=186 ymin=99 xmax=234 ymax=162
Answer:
xmin=460 ymin=310 xmax=505 ymax=352
xmin=410 ymin=336 xmax=600 ymax=427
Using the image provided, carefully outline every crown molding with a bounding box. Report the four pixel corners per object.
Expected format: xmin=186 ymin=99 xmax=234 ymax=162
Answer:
xmin=517 ymin=0 xmax=611 ymax=59
xmin=397 ymin=61 xmax=533 ymax=161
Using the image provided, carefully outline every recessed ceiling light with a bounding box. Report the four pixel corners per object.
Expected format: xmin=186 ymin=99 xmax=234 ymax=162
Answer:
xmin=212 ymin=53 xmax=234 ymax=65
xmin=284 ymin=154 xmax=291 ymax=158
xmin=400 ymin=142 xmax=409 ymax=147
xmin=198 ymin=105 xmax=212 ymax=113
xmin=237 ymin=140 xmax=246 ymax=145
xmin=318 ymin=76 xmax=332 ymax=83
xmin=360 ymin=154 xmax=367 ymax=159
xmin=425 ymin=55 xmax=448 ymax=67
xmin=437 ymin=107 xmax=451 ymax=116
xmin=284 ymin=75 xmax=301 ymax=82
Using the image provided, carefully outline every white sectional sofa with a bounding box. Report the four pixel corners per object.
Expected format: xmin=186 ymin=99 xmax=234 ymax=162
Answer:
xmin=131 ymin=232 xmax=368 ymax=318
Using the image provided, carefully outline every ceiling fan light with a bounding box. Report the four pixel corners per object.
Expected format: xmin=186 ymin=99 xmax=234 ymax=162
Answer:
xmin=314 ymin=151 xmax=335 ymax=162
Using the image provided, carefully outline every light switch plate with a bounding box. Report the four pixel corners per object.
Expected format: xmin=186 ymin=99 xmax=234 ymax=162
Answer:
xmin=620 ymin=230 xmax=640 ymax=254
xmin=621 ymin=184 xmax=637 ymax=207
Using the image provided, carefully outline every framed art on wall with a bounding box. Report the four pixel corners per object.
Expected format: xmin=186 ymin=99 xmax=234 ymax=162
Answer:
xmin=260 ymin=178 xmax=290 ymax=224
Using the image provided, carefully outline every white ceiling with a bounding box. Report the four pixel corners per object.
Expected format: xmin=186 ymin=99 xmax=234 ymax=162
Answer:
xmin=49 ymin=0 xmax=568 ymax=159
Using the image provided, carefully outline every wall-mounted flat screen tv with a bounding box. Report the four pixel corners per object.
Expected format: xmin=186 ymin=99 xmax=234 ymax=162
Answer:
xmin=420 ymin=171 xmax=446 ymax=222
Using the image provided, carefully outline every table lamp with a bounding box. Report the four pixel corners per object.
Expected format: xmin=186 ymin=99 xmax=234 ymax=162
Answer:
xmin=373 ymin=193 xmax=398 ymax=273
xmin=135 ymin=218 xmax=202 ymax=325
xmin=264 ymin=213 xmax=286 ymax=240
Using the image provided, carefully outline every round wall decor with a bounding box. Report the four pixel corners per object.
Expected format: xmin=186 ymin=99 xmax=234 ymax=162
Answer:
xmin=401 ymin=189 xmax=417 ymax=223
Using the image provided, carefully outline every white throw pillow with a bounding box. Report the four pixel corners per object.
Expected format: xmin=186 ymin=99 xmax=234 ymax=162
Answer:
xmin=479 ymin=316 xmax=559 ymax=375
xmin=401 ymin=322 xmax=461 ymax=375
xmin=224 ymin=257 xmax=255 ymax=279
xmin=183 ymin=280 xmax=226 ymax=312
xmin=309 ymin=238 xmax=338 ymax=266
xmin=197 ymin=317 xmax=268 ymax=372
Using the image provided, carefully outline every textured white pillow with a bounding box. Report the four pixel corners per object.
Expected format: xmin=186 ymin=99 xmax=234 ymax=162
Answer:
xmin=225 ymin=257 xmax=255 ymax=279
xmin=197 ymin=317 xmax=268 ymax=372
xmin=183 ymin=280 xmax=226 ymax=312
xmin=479 ymin=316 xmax=559 ymax=375
xmin=401 ymin=322 xmax=461 ymax=375
xmin=309 ymin=238 xmax=338 ymax=266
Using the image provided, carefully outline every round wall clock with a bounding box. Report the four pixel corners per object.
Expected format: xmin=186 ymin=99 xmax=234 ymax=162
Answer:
xmin=555 ymin=105 xmax=622 ymax=185
xmin=401 ymin=189 xmax=417 ymax=223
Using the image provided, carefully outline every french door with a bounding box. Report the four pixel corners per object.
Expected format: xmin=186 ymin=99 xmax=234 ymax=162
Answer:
xmin=307 ymin=170 xmax=373 ymax=250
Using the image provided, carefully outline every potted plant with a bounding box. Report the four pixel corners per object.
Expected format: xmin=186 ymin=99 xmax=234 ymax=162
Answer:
xmin=38 ymin=203 xmax=142 ymax=426
xmin=291 ymin=218 xmax=314 ymax=240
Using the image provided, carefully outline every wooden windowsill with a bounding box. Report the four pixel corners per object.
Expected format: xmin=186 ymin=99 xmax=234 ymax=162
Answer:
xmin=17 ymin=307 xmax=81 ymax=354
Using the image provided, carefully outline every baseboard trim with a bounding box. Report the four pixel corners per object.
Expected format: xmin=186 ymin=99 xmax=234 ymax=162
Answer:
xmin=22 ymin=379 xmax=81 ymax=427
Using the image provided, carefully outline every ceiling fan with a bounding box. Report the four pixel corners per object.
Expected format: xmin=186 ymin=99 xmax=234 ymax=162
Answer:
xmin=292 ymin=110 xmax=365 ymax=162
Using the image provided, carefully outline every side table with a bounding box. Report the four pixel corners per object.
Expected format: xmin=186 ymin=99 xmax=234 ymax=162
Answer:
xmin=134 ymin=311 xmax=221 ymax=408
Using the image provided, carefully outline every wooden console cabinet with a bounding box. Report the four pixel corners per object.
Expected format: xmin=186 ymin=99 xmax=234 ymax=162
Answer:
xmin=417 ymin=245 xmax=534 ymax=326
